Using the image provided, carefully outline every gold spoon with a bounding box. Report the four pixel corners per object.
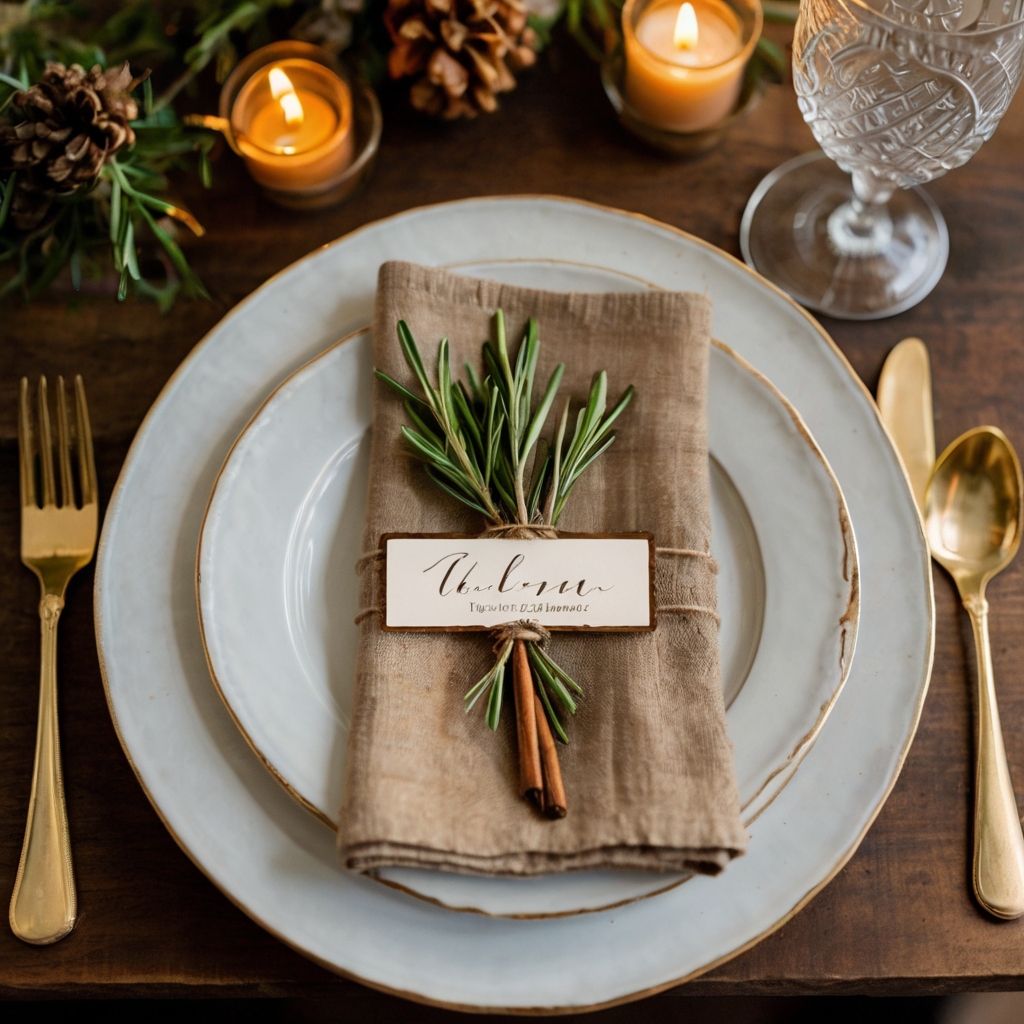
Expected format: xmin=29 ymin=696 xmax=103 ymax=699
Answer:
xmin=925 ymin=426 xmax=1024 ymax=919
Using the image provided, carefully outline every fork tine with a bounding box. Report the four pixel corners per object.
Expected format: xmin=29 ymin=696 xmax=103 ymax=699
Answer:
xmin=55 ymin=376 xmax=74 ymax=509
xmin=74 ymin=375 xmax=97 ymax=506
xmin=18 ymin=377 xmax=36 ymax=508
xmin=37 ymin=376 xmax=56 ymax=508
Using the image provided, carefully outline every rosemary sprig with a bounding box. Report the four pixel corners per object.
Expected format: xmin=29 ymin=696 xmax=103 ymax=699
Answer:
xmin=376 ymin=310 xmax=634 ymax=747
xmin=376 ymin=312 xmax=633 ymax=531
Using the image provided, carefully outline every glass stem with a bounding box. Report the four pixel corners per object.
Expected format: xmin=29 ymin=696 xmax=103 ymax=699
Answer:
xmin=827 ymin=169 xmax=895 ymax=258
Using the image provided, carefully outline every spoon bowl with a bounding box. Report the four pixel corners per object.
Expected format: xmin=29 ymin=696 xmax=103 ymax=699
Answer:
xmin=924 ymin=426 xmax=1023 ymax=598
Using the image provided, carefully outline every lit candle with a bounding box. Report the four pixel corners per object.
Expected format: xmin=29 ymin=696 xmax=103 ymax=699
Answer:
xmin=624 ymin=0 xmax=758 ymax=132
xmin=230 ymin=57 xmax=354 ymax=195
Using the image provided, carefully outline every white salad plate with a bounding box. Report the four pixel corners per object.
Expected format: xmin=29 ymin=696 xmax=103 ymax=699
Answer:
xmin=197 ymin=325 xmax=859 ymax=918
xmin=96 ymin=196 xmax=933 ymax=1013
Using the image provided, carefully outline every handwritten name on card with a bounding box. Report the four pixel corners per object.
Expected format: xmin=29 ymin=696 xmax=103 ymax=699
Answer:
xmin=380 ymin=534 xmax=655 ymax=631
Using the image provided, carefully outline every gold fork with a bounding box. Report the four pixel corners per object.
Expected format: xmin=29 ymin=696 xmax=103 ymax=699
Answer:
xmin=10 ymin=376 xmax=97 ymax=945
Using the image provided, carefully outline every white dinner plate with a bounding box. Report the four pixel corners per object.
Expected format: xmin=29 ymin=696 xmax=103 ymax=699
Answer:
xmin=197 ymin=323 xmax=858 ymax=918
xmin=96 ymin=197 xmax=933 ymax=1012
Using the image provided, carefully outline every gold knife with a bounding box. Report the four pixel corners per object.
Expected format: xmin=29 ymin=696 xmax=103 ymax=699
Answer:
xmin=877 ymin=337 xmax=935 ymax=517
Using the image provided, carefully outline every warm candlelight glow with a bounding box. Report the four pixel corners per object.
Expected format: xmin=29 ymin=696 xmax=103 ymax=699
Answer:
xmin=674 ymin=3 xmax=698 ymax=49
xmin=268 ymin=67 xmax=292 ymax=98
xmin=279 ymin=91 xmax=304 ymax=125
xmin=268 ymin=67 xmax=305 ymax=126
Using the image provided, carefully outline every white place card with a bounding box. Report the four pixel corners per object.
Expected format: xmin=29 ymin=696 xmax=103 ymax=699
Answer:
xmin=380 ymin=534 xmax=655 ymax=631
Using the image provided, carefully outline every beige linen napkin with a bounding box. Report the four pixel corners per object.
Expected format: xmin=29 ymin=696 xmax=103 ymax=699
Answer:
xmin=338 ymin=261 xmax=747 ymax=876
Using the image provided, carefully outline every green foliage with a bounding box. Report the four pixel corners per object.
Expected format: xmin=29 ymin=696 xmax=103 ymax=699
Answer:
xmin=377 ymin=312 xmax=633 ymax=530
xmin=564 ymin=0 xmax=624 ymax=61
xmin=0 ymin=0 xmax=323 ymax=305
xmin=0 ymin=67 xmax=217 ymax=304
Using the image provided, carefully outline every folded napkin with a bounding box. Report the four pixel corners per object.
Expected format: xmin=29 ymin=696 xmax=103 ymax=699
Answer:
xmin=337 ymin=261 xmax=747 ymax=876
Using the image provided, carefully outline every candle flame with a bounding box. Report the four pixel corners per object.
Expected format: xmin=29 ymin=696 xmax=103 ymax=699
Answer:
xmin=268 ymin=67 xmax=304 ymax=125
xmin=674 ymin=2 xmax=698 ymax=48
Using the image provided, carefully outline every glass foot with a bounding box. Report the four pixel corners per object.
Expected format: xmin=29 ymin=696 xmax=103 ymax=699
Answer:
xmin=740 ymin=152 xmax=949 ymax=321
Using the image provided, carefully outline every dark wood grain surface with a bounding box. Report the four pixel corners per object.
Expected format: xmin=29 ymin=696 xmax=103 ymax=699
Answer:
xmin=3 ymin=22 xmax=1024 ymax=1011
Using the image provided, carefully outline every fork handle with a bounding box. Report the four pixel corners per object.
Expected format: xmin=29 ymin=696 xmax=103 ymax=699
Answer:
xmin=10 ymin=593 xmax=77 ymax=944
xmin=964 ymin=594 xmax=1024 ymax=920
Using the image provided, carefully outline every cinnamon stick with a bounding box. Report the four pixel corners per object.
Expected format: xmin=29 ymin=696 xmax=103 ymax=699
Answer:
xmin=512 ymin=639 xmax=543 ymax=807
xmin=534 ymin=691 xmax=567 ymax=819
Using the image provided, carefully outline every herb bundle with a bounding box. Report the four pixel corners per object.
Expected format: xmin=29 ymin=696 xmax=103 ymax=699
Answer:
xmin=377 ymin=311 xmax=634 ymax=815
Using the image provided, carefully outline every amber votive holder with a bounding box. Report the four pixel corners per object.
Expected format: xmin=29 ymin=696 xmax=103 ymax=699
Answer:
xmin=218 ymin=41 xmax=382 ymax=211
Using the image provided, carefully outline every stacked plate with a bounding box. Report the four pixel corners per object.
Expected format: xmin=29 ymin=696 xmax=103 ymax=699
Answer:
xmin=95 ymin=197 xmax=934 ymax=1012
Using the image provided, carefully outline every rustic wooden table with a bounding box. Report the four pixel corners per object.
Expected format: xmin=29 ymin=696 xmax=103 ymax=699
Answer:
xmin=3 ymin=24 xmax=1024 ymax=1012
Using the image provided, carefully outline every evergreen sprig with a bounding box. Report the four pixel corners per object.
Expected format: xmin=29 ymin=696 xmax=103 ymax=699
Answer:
xmin=376 ymin=311 xmax=634 ymax=744
xmin=376 ymin=311 xmax=634 ymax=530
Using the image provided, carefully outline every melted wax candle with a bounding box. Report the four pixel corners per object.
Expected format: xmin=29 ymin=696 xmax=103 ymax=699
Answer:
xmin=625 ymin=0 xmax=749 ymax=132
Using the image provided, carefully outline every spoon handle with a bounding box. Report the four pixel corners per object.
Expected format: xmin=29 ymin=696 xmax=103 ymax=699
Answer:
xmin=964 ymin=594 xmax=1024 ymax=919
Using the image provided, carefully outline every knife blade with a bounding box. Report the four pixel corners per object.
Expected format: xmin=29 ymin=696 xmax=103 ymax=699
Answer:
xmin=877 ymin=337 xmax=935 ymax=517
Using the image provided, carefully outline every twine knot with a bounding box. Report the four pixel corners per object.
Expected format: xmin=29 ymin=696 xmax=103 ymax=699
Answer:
xmin=491 ymin=619 xmax=551 ymax=646
xmin=480 ymin=523 xmax=559 ymax=540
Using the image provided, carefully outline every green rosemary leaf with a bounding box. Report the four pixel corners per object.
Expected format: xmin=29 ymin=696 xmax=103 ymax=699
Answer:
xmin=578 ymin=371 xmax=609 ymax=446
xmin=396 ymin=321 xmax=436 ymax=406
xmin=530 ymin=652 xmax=569 ymax=744
xmin=589 ymin=385 xmax=636 ymax=446
xmin=0 ymin=171 xmax=15 ymax=231
xmin=437 ymin=337 xmax=455 ymax=424
xmin=534 ymin=645 xmax=585 ymax=696
xmin=521 ymin=362 xmax=565 ymax=461
xmin=136 ymin=203 xmax=210 ymax=299
xmin=452 ymin=380 xmax=484 ymax=460
xmin=553 ymin=432 xmax=617 ymax=523
xmin=427 ymin=460 xmax=484 ymax=498
xmin=375 ymin=369 xmax=426 ymax=406
xmin=543 ymin=398 xmax=570 ymax=523
xmin=122 ymin=217 xmax=141 ymax=280
xmin=527 ymin=444 xmax=551 ymax=519
xmin=109 ymin=174 xmax=121 ymax=243
xmin=404 ymin=399 xmax=444 ymax=450
xmin=528 ymin=644 xmax=577 ymax=715
xmin=564 ymin=431 xmax=616 ymax=489
xmin=513 ymin=324 xmax=529 ymax=383
xmin=523 ymin=318 xmax=540 ymax=413
xmin=481 ymin=341 xmax=503 ymax=389
xmin=495 ymin=308 xmax=513 ymax=388
xmin=464 ymin=664 xmax=496 ymax=710
xmin=490 ymin=456 xmax=517 ymax=515
xmin=484 ymin=386 xmax=500 ymax=485
xmin=465 ymin=361 xmax=483 ymax=403
xmin=425 ymin=466 xmax=490 ymax=517
xmin=0 ymin=72 xmax=23 ymax=91
xmin=69 ymin=244 xmax=82 ymax=292
xmin=117 ymin=266 xmax=129 ymax=301
xmin=400 ymin=424 xmax=457 ymax=466
xmin=485 ymin=660 xmax=506 ymax=731
xmin=199 ymin=148 xmax=213 ymax=188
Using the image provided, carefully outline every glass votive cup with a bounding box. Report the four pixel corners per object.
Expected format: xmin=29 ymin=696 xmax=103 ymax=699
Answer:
xmin=219 ymin=41 xmax=382 ymax=211
xmin=617 ymin=0 xmax=762 ymax=144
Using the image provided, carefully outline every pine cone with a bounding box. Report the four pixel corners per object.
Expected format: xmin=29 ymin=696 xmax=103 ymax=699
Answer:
xmin=385 ymin=0 xmax=538 ymax=119
xmin=0 ymin=62 xmax=138 ymax=230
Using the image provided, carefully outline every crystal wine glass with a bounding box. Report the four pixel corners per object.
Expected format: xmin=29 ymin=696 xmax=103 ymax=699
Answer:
xmin=740 ymin=0 xmax=1024 ymax=319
